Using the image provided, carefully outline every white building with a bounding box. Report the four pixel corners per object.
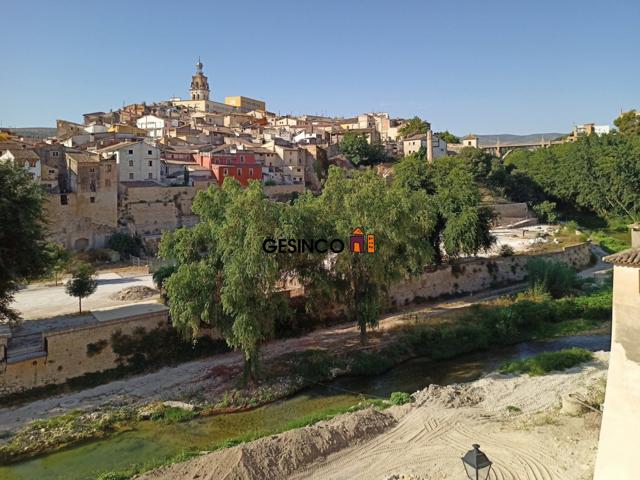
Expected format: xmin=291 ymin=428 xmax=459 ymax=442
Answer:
xmin=402 ymin=132 xmax=447 ymax=161
xmin=136 ymin=115 xmax=180 ymax=138
xmin=97 ymin=140 xmax=161 ymax=182
xmin=0 ymin=149 xmax=41 ymax=179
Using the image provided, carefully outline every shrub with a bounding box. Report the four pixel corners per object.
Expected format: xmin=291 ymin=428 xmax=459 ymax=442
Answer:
xmin=526 ymin=258 xmax=580 ymax=298
xmin=107 ymin=232 xmax=144 ymax=258
xmin=533 ymin=201 xmax=558 ymax=224
xmin=499 ymin=244 xmax=515 ymax=257
xmin=499 ymin=347 xmax=593 ymax=376
xmin=152 ymin=264 xmax=177 ymax=290
xmin=389 ymin=392 xmax=412 ymax=405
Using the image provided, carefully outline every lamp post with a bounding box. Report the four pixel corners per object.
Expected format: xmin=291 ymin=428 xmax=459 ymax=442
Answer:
xmin=461 ymin=444 xmax=493 ymax=480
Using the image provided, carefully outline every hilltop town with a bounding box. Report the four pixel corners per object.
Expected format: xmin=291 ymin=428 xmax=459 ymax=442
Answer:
xmin=1 ymin=58 xmax=640 ymax=480
xmin=0 ymin=59 xmax=613 ymax=255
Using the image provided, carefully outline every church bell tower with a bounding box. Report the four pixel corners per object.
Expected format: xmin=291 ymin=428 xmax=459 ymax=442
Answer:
xmin=190 ymin=58 xmax=210 ymax=101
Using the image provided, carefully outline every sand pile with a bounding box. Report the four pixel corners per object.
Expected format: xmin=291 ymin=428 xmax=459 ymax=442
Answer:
xmin=110 ymin=286 xmax=158 ymax=301
xmin=138 ymin=407 xmax=397 ymax=480
xmin=414 ymin=384 xmax=484 ymax=408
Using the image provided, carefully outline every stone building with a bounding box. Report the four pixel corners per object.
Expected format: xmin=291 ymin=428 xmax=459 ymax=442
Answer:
xmin=46 ymin=152 xmax=118 ymax=250
xmin=594 ymin=225 xmax=640 ymax=480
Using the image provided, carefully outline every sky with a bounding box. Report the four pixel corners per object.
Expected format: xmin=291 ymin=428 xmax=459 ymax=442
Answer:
xmin=1 ymin=0 xmax=639 ymax=134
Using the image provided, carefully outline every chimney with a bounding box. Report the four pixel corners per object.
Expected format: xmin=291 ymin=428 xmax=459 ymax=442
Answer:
xmin=426 ymin=130 xmax=433 ymax=162
xmin=631 ymin=223 xmax=640 ymax=248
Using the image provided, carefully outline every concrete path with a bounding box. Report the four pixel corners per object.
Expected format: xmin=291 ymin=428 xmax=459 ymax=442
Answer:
xmin=12 ymin=273 xmax=155 ymax=320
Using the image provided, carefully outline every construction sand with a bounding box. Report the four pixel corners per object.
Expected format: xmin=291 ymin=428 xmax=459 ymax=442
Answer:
xmin=139 ymin=352 xmax=608 ymax=480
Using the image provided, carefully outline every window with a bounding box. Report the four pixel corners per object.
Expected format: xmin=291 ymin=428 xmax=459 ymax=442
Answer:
xmin=240 ymin=155 xmax=244 ymax=163
xmin=128 ymin=149 xmax=134 ymax=155
xmin=249 ymin=168 xmax=254 ymax=176
xmin=49 ymin=169 xmax=55 ymax=174
xmin=129 ymin=160 xmax=134 ymax=167
xmin=148 ymin=172 xmax=153 ymax=179
xmin=147 ymin=150 xmax=152 ymax=155
xmin=90 ymin=196 xmax=96 ymax=203
xmin=107 ymin=165 xmax=112 ymax=172
xmin=129 ymin=173 xmax=134 ymax=179
xmin=60 ymin=194 xmax=68 ymax=205
xmin=105 ymin=179 xmax=111 ymax=187
xmin=148 ymin=160 xmax=153 ymax=166
xmin=52 ymin=151 xmax=60 ymax=157
xmin=223 ymin=168 xmax=228 ymax=176
xmin=89 ymin=167 xmax=95 ymax=173
xmin=238 ymin=169 xmax=242 ymax=176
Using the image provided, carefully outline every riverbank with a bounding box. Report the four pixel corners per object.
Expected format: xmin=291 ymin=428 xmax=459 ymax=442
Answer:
xmin=0 ymin=283 xmax=611 ymax=465
xmin=139 ymin=351 xmax=609 ymax=480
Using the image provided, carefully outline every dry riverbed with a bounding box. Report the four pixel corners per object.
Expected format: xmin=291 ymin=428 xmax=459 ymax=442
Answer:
xmin=140 ymin=352 xmax=608 ymax=480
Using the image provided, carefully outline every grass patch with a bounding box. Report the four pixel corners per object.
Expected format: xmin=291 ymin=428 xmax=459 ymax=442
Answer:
xmin=499 ymin=347 xmax=593 ymax=376
xmin=149 ymin=407 xmax=197 ymax=423
xmin=506 ymin=405 xmax=522 ymax=413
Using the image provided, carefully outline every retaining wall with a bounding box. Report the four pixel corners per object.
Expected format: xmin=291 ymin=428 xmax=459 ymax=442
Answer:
xmin=0 ymin=305 xmax=169 ymax=396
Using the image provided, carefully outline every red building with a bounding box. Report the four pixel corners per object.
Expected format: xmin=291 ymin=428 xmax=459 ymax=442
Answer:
xmin=194 ymin=147 xmax=262 ymax=186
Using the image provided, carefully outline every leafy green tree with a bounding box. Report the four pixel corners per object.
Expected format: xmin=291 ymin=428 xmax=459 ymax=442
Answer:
xmin=394 ymin=155 xmax=495 ymax=264
xmin=317 ymin=167 xmax=435 ymax=341
xmin=339 ymin=132 xmax=387 ymax=166
xmin=398 ymin=116 xmax=430 ymax=138
xmin=46 ymin=243 xmax=71 ymax=286
xmin=0 ymin=163 xmax=51 ymax=324
xmin=160 ymin=180 xmax=289 ymax=383
xmin=65 ymin=261 xmax=98 ymax=313
xmin=614 ymin=110 xmax=640 ymax=136
xmin=436 ymin=130 xmax=460 ymax=144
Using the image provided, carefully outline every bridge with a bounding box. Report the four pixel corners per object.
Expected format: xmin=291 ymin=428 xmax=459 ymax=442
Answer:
xmin=481 ymin=138 xmax=564 ymax=158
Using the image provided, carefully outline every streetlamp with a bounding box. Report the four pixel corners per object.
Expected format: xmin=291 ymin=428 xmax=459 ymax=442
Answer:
xmin=461 ymin=444 xmax=493 ymax=480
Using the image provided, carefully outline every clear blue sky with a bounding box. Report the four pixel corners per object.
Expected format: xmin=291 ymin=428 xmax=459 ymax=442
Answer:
xmin=2 ymin=0 xmax=638 ymax=134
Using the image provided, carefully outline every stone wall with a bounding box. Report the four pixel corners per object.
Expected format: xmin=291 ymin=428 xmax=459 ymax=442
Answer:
xmin=118 ymin=184 xmax=204 ymax=238
xmin=487 ymin=202 xmax=531 ymax=226
xmin=45 ymin=192 xmax=117 ymax=250
xmin=388 ymin=242 xmax=591 ymax=308
xmin=0 ymin=305 xmax=169 ymax=396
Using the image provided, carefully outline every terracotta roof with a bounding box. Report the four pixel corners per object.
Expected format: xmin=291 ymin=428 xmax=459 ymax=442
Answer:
xmin=603 ymin=248 xmax=640 ymax=267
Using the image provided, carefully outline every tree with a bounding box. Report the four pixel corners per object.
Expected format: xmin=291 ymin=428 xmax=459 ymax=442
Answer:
xmin=46 ymin=243 xmax=71 ymax=286
xmin=398 ymin=116 xmax=430 ymax=138
xmin=339 ymin=132 xmax=387 ymax=166
xmin=65 ymin=262 xmax=98 ymax=313
xmin=318 ymin=167 xmax=435 ymax=341
xmin=614 ymin=110 xmax=640 ymax=136
xmin=160 ymin=180 xmax=288 ymax=383
xmin=394 ymin=155 xmax=495 ymax=264
xmin=436 ymin=130 xmax=460 ymax=144
xmin=0 ymin=163 xmax=51 ymax=324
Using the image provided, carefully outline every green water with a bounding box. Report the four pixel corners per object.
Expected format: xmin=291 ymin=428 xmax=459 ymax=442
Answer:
xmin=0 ymin=334 xmax=610 ymax=480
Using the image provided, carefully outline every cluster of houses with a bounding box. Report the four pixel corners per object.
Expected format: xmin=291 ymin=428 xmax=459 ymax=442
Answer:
xmin=0 ymin=60 xmax=459 ymax=253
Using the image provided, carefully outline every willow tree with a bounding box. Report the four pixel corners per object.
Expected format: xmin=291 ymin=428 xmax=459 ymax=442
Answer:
xmin=160 ymin=179 xmax=287 ymax=383
xmin=317 ymin=167 xmax=435 ymax=341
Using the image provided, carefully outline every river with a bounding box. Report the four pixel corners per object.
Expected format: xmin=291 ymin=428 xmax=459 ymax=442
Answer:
xmin=0 ymin=333 xmax=610 ymax=480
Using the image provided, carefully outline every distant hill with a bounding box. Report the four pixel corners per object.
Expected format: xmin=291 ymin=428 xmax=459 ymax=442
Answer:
xmin=477 ymin=133 xmax=567 ymax=146
xmin=9 ymin=127 xmax=57 ymax=139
